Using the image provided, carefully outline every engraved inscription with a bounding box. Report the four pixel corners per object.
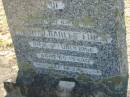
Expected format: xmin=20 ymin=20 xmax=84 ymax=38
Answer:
xmin=47 ymin=0 xmax=65 ymax=10
xmin=54 ymin=19 xmax=72 ymax=26
xmin=33 ymin=62 xmax=102 ymax=75
xmin=43 ymin=19 xmax=95 ymax=28
xmin=37 ymin=53 xmax=94 ymax=64
xmin=3 ymin=0 xmax=127 ymax=83
xmin=29 ymin=41 xmax=98 ymax=53
xmin=15 ymin=30 xmax=112 ymax=44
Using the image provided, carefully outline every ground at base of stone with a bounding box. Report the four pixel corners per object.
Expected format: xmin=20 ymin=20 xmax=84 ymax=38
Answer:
xmin=2 ymin=74 xmax=128 ymax=97
xmin=3 ymin=82 xmax=127 ymax=97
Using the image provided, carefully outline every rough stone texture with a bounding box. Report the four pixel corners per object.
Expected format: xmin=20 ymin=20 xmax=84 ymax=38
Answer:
xmin=1 ymin=0 xmax=129 ymax=97
xmin=125 ymin=0 xmax=130 ymax=72
xmin=0 ymin=0 xmax=130 ymax=97
xmin=125 ymin=0 xmax=130 ymax=96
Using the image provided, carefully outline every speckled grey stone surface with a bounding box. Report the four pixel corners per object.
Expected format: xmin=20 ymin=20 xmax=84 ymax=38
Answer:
xmin=2 ymin=0 xmax=128 ymax=97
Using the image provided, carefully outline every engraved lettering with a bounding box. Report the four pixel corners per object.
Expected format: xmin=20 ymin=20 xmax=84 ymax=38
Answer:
xmin=37 ymin=53 xmax=94 ymax=64
xmin=15 ymin=30 xmax=112 ymax=44
xmin=33 ymin=62 xmax=102 ymax=75
xmin=29 ymin=41 xmax=98 ymax=53
xmin=47 ymin=0 xmax=65 ymax=10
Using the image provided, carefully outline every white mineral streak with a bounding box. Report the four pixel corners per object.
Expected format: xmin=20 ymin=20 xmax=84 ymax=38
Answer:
xmin=33 ymin=62 xmax=102 ymax=75
xmin=29 ymin=41 xmax=98 ymax=53
xmin=57 ymin=81 xmax=75 ymax=97
xmin=15 ymin=30 xmax=112 ymax=44
xmin=37 ymin=53 xmax=94 ymax=64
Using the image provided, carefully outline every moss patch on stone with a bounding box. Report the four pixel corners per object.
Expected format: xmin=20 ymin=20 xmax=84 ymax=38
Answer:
xmin=81 ymin=16 xmax=95 ymax=26
xmin=77 ymin=74 xmax=93 ymax=82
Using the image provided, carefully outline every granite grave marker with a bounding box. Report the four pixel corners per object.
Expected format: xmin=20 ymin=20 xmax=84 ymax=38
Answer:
xmin=2 ymin=0 xmax=128 ymax=97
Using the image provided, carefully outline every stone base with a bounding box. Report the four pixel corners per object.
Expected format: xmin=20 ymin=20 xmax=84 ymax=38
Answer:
xmin=4 ymin=74 xmax=128 ymax=97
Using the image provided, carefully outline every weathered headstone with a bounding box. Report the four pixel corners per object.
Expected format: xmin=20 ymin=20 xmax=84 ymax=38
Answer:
xmin=2 ymin=0 xmax=128 ymax=97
